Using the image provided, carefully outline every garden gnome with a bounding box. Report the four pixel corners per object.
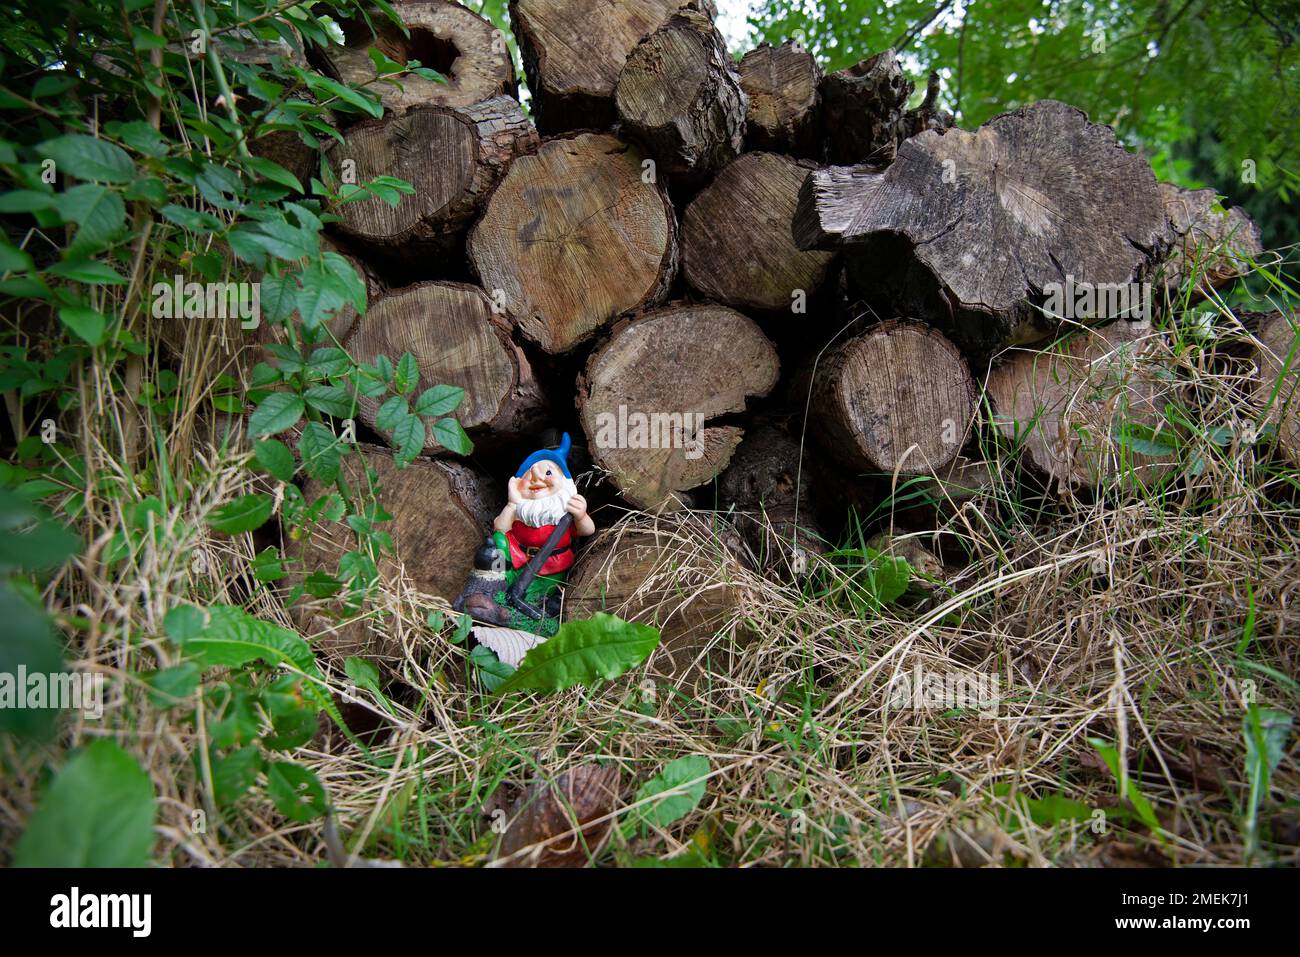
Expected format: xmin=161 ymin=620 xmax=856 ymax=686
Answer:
xmin=454 ymin=433 xmax=595 ymax=670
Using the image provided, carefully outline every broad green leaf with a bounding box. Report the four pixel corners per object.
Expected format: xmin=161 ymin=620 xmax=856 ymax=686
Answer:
xmin=56 ymin=184 xmax=126 ymax=254
xmin=209 ymin=493 xmax=275 ymax=534
xmin=13 ymin=740 xmax=157 ymax=866
xmin=144 ymin=663 xmax=200 ymax=708
xmin=392 ymin=412 xmax=425 ymax=466
xmin=249 ymin=392 xmax=305 ymax=436
xmin=254 ymin=438 xmax=296 ymax=481
xmin=635 ymin=755 xmax=710 ymax=829
xmin=211 ymin=745 xmax=263 ymax=806
xmin=304 ymin=385 xmax=354 ymax=418
xmin=163 ymin=603 xmax=208 ymax=644
xmin=431 ymin=417 xmax=472 ymax=455
xmin=374 ymin=395 xmax=407 ymax=431
xmin=413 ymin=384 xmax=464 ymax=417
xmin=38 ymin=134 xmax=135 ymax=183
xmin=297 ymin=421 xmax=340 ymax=483
xmin=57 ymin=305 xmax=108 ymax=345
xmin=267 ymin=761 xmax=328 ymax=821
xmin=394 ymin=352 xmax=419 ymax=395
xmin=494 ymin=613 xmax=661 ymax=695
xmin=0 ymin=583 xmax=64 ymax=738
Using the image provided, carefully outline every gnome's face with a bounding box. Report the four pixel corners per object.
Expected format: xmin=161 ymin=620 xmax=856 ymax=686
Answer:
xmin=518 ymin=460 xmax=564 ymax=500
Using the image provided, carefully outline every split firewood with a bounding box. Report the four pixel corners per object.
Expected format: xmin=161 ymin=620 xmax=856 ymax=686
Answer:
xmin=985 ymin=320 xmax=1181 ymax=489
xmin=681 ymin=152 xmax=835 ymax=312
xmin=614 ymin=6 xmax=746 ymax=184
xmin=468 ymin=132 xmax=677 ymax=354
xmin=803 ymin=321 xmax=976 ymax=477
xmin=509 ymin=0 xmax=715 ymax=134
xmin=286 ymin=445 xmax=495 ymax=665
xmin=794 ymin=100 xmax=1172 ymax=356
xmin=577 ymin=303 xmax=780 ymax=509
xmin=343 ymin=282 xmax=547 ymax=450
xmin=327 ymin=96 xmax=537 ymax=254
xmin=311 ymin=0 xmax=515 ymax=114
xmin=1158 ymin=183 xmax=1263 ymax=294
xmin=738 ymin=40 xmax=823 ymax=157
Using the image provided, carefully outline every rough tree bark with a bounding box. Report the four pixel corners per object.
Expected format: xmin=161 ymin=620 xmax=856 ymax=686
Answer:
xmin=716 ymin=420 xmax=828 ymax=578
xmin=287 ymin=445 xmax=495 ymax=665
xmin=737 ymin=40 xmax=822 ymax=157
xmin=819 ymin=49 xmax=912 ymax=166
xmin=794 ymin=100 xmax=1172 ymax=357
xmin=344 ymin=282 xmax=547 ymax=450
xmin=327 ymin=96 xmax=537 ymax=254
xmin=1159 ymin=183 xmax=1263 ymax=294
xmin=1248 ymin=311 xmax=1300 ymax=466
xmin=802 ymin=321 xmax=975 ymax=478
xmin=613 ymin=6 xmax=746 ymax=184
xmin=313 ymin=0 xmax=515 ymax=115
xmin=985 ymin=320 xmax=1179 ymax=489
xmin=577 ymin=303 xmax=780 ymax=509
xmin=681 ymin=152 xmax=835 ymax=312
xmin=509 ymin=0 xmax=714 ymax=134
xmin=468 ymin=132 xmax=677 ymax=354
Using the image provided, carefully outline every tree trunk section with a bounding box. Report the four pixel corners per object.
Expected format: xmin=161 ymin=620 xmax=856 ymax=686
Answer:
xmin=509 ymin=0 xmax=712 ymax=134
xmin=328 ymin=96 xmax=537 ymax=255
xmin=468 ymin=132 xmax=677 ymax=354
xmin=1249 ymin=311 xmax=1300 ymax=466
xmin=614 ymin=6 xmax=746 ymax=184
xmin=578 ymin=303 xmax=780 ymax=509
xmin=738 ymin=40 xmax=822 ymax=157
xmin=313 ymin=0 xmax=515 ymax=115
xmin=820 ymin=49 xmax=912 ymax=165
xmin=682 ymin=152 xmax=834 ymax=312
xmin=344 ymin=281 xmax=546 ymax=450
xmin=1158 ymin=183 xmax=1263 ymax=295
xmin=794 ymin=100 xmax=1172 ymax=357
xmin=804 ymin=321 xmax=975 ymax=477
xmin=286 ymin=445 xmax=495 ymax=667
xmin=985 ymin=320 xmax=1180 ymax=490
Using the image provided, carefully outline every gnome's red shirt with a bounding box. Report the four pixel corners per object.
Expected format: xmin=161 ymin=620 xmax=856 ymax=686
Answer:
xmin=505 ymin=521 xmax=574 ymax=575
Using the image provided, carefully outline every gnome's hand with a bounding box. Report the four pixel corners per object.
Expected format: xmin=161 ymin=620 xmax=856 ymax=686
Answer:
xmin=565 ymin=494 xmax=588 ymax=520
xmin=507 ymin=476 xmax=524 ymax=505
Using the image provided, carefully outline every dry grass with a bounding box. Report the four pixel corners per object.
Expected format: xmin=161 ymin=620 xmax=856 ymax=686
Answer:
xmin=2 ymin=286 xmax=1299 ymax=869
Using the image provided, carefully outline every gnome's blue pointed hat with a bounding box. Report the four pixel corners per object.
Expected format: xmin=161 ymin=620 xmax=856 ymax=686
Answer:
xmin=515 ymin=432 xmax=572 ymax=479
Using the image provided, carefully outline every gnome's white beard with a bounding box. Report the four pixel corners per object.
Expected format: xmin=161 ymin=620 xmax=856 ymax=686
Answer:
xmin=515 ymin=476 xmax=576 ymax=528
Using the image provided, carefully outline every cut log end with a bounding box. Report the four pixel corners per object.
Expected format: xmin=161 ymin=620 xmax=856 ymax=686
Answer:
xmin=328 ymin=97 xmax=537 ymax=253
xmin=315 ymin=0 xmax=515 ymax=115
xmin=1250 ymin=311 xmax=1300 ymax=466
xmin=806 ymin=321 xmax=975 ymax=476
xmin=579 ymin=304 xmax=780 ymax=509
xmin=1159 ymin=183 xmax=1263 ymax=294
xmin=344 ymin=281 xmax=546 ymax=451
xmin=469 ymin=132 xmax=677 ymax=354
xmin=738 ymin=41 xmax=822 ymax=156
xmin=682 ymin=152 xmax=835 ymax=312
xmin=614 ymin=6 xmax=746 ymax=182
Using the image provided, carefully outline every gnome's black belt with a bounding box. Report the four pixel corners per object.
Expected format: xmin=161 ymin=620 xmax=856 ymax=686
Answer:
xmin=523 ymin=544 xmax=571 ymax=561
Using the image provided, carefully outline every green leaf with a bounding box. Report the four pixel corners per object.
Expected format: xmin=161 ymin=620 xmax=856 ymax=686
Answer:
xmin=635 ymin=755 xmax=710 ymax=829
xmin=470 ymin=643 xmax=514 ymax=693
xmin=46 ymin=259 xmax=127 ymax=285
xmin=38 ymin=134 xmax=135 ymax=183
xmin=304 ymin=385 xmax=354 ymax=418
xmin=1088 ymin=738 xmax=1166 ymax=844
xmin=494 ymin=613 xmax=661 ymax=695
xmin=249 ymin=392 xmax=305 ymax=436
xmin=266 ymin=761 xmax=328 ymax=821
xmin=56 ymin=184 xmax=126 ymax=254
xmin=144 ymin=663 xmax=200 ymax=708
xmin=241 ymin=154 xmax=303 ymax=194
xmin=394 ymin=352 xmax=419 ymax=395
xmin=413 ymin=384 xmax=464 ymax=417
xmin=374 ymin=395 xmax=408 ymax=432
xmin=209 ymin=493 xmax=275 ymax=534
xmin=0 ymin=238 xmax=33 ymax=273
xmin=254 ymin=439 xmax=296 ymax=481
xmin=298 ymin=421 xmax=340 ymax=483
xmin=57 ymin=305 xmax=108 ymax=345
xmin=163 ymin=603 xmax=208 ymax=644
xmin=212 ymin=745 xmax=264 ymax=806
xmin=0 ymin=583 xmax=64 ymax=738
xmin=431 ymin=417 xmax=473 ymax=455
xmin=392 ymin=413 xmax=425 ymax=467
xmin=13 ymin=740 xmax=157 ymax=866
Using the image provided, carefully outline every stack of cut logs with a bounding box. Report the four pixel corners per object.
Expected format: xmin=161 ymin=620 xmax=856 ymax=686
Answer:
xmin=239 ymin=0 xmax=1287 ymax=667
